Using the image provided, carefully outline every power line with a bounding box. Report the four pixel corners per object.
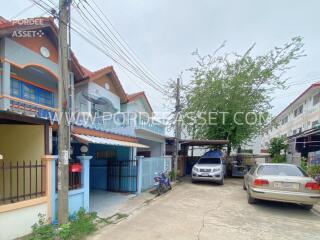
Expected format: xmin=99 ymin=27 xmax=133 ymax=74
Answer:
xmin=29 ymin=0 xmax=168 ymax=96
xmin=74 ymin=1 xmax=167 ymax=93
xmin=89 ymin=0 xmax=164 ymax=87
xmin=10 ymin=1 xmax=38 ymax=19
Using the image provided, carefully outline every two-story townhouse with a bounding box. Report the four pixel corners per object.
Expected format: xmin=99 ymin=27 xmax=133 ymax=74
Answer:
xmin=72 ymin=69 xmax=169 ymax=205
xmin=0 ymin=16 xmax=164 ymax=238
xmin=260 ymin=82 xmax=320 ymax=157
xmin=123 ymin=91 xmax=166 ymax=157
xmin=0 ymin=16 xmax=74 ymax=239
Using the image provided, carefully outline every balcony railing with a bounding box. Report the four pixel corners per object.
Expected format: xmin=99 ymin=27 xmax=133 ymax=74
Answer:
xmin=75 ymin=113 xmax=166 ymax=136
xmin=134 ymin=118 xmax=166 ymax=135
xmin=1 ymin=95 xmax=58 ymax=120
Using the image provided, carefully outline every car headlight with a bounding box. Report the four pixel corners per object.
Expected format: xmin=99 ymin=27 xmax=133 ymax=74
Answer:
xmin=193 ymin=167 xmax=199 ymax=172
xmin=212 ymin=168 xmax=221 ymax=172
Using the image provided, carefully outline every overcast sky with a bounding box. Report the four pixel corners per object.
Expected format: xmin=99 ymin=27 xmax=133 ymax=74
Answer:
xmin=2 ymin=0 xmax=320 ymax=115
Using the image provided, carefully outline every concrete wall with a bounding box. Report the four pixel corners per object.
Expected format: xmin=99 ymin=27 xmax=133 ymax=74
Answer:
xmin=0 ymin=202 xmax=47 ymax=240
xmin=138 ymin=138 xmax=165 ymax=157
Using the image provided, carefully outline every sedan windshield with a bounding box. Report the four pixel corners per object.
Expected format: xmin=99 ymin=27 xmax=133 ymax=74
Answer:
xmin=198 ymin=158 xmax=221 ymax=164
xmin=257 ymin=165 xmax=307 ymax=177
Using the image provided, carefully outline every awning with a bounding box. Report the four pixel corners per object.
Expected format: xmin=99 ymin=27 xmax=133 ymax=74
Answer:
xmin=73 ymin=134 xmax=149 ymax=148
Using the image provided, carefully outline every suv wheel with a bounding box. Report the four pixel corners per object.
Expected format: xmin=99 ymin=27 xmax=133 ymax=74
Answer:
xmin=218 ymin=178 xmax=224 ymax=185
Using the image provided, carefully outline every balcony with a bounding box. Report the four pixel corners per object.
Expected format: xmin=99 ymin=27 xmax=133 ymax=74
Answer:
xmin=75 ymin=113 xmax=166 ymax=136
xmin=1 ymin=95 xmax=57 ymax=119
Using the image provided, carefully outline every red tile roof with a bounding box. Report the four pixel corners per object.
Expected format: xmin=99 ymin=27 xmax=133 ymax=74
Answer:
xmin=0 ymin=16 xmax=85 ymax=79
xmin=0 ymin=16 xmax=155 ymax=111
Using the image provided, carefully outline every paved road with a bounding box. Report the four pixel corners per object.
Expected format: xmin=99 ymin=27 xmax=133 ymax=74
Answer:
xmin=90 ymin=178 xmax=320 ymax=240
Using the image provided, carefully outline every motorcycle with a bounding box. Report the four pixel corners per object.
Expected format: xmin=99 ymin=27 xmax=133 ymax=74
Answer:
xmin=154 ymin=171 xmax=172 ymax=195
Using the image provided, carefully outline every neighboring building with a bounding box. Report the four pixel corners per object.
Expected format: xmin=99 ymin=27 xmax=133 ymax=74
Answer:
xmin=0 ymin=16 xmax=170 ymax=239
xmin=260 ymin=82 xmax=320 ymax=156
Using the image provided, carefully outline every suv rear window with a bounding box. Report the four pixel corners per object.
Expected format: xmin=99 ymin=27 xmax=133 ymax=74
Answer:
xmin=257 ymin=165 xmax=307 ymax=177
xmin=198 ymin=158 xmax=221 ymax=164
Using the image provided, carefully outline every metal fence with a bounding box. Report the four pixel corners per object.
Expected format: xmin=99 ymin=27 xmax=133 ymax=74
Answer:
xmin=107 ymin=160 xmax=138 ymax=192
xmin=0 ymin=161 xmax=46 ymax=205
xmin=141 ymin=157 xmax=172 ymax=191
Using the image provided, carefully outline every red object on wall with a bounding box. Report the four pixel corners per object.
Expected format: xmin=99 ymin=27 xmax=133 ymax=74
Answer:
xmin=70 ymin=163 xmax=83 ymax=173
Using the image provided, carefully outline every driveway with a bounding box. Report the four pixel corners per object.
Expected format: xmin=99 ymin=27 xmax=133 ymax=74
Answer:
xmin=90 ymin=178 xmax=320 ymax=240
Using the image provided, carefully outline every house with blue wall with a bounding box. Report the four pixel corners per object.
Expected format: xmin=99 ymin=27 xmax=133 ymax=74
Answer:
xmin=0 ymin=16 xmax=170 ymax=239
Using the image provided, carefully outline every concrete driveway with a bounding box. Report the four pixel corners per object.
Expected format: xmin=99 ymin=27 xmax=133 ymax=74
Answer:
xmin=90 ymin=178 xmax=320 ymax=240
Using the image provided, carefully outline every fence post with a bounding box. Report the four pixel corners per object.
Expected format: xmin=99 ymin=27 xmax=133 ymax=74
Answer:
xmin=41 ymin=155 xmax=58 ymax=223
xmin=76 ymin=156 xmax=92 ymax=212
xmin=136 ymin=156 xmax=143 ymax=194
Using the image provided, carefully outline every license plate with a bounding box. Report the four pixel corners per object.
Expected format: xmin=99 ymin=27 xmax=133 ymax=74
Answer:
xmin=202 ymin=173 xmax=209 ymax=177
xmin=274 ymin=182 xmax=299 ymax=190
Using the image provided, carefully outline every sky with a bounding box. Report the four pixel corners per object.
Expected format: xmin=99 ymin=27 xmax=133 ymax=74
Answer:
xmin=2 ymin=0 xmax=320 ymax=116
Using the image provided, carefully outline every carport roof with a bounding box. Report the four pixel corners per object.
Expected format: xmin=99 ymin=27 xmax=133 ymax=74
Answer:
xmin=180 ymin=139 xmax=229 ymax=146
xmin=73 ymin=134 xmax=149 ymax=148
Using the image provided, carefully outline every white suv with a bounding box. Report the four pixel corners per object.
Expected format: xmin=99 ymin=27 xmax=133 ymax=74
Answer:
xmin=192 ymin=157 xmax=224 ymax=185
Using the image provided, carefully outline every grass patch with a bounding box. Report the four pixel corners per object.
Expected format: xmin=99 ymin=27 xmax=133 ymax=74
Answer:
xmin=25 ymin=209 xmax=98 ymax=240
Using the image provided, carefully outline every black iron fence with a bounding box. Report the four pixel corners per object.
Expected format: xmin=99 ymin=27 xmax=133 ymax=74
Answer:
xmin=0 ymin=161 xmax=46 ymax=205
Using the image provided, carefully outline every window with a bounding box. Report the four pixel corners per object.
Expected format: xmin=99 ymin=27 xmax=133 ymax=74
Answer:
xmin=197 ymin=158 xmax=221 ymax=164
xmin=294 ymin=105 xmax=303 ymax=117
xmin=39 ymin=89 xmax=53 ymax=107
xmin=22 ymin=84 xmax=36 ymax=102
xmin=313 ymin=92 xmax=320 ymax=106
xmin=257 ymin=165 xmax=307 ymax=177
xmin=10 ymin=78 xmax=21 ymax=97
xmin=10 ymin=78 xmax=54 ymax=107
xmin=281 ymin=116 xmax=288 ymax=125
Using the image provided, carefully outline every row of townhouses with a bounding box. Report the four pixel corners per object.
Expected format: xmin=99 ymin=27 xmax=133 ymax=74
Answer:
xmin=258 ymin=82 xmax=320 ymax=157
xmin=0 ymin=16 xmax=171 ymax=239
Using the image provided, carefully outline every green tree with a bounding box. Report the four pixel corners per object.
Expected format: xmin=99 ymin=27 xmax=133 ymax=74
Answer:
xmin=268 ymin=136 xmax=288 ymax=157
xmin=181 ymin=37 xmax=304 ymax=154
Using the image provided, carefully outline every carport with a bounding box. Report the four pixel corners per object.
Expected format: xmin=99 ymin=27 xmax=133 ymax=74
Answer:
xmin=178 ymin=139 xmax=229 ymax=176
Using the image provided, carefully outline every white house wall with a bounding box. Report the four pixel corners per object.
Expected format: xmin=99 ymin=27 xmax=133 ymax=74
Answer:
xmin=260 ymin=86 xmax=320 ymax=149
xmin=88 ymin=82 xmax=121 ymax=111
xmin=0 ymin=203 xmax=47 ymax=240
xmin=123 ymin=98 xmax=152 ymax=116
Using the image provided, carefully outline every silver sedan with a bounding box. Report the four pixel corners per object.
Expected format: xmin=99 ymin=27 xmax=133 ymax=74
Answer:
xmin=243 ymin=163 xmax=320 ymax=210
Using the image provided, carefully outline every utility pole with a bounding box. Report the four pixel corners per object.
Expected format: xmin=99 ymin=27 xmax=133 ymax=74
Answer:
xmin=58 ymin=0 xmax=71 ymax=224
xmin=174 ymin=77 xmax=181 ymax=180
